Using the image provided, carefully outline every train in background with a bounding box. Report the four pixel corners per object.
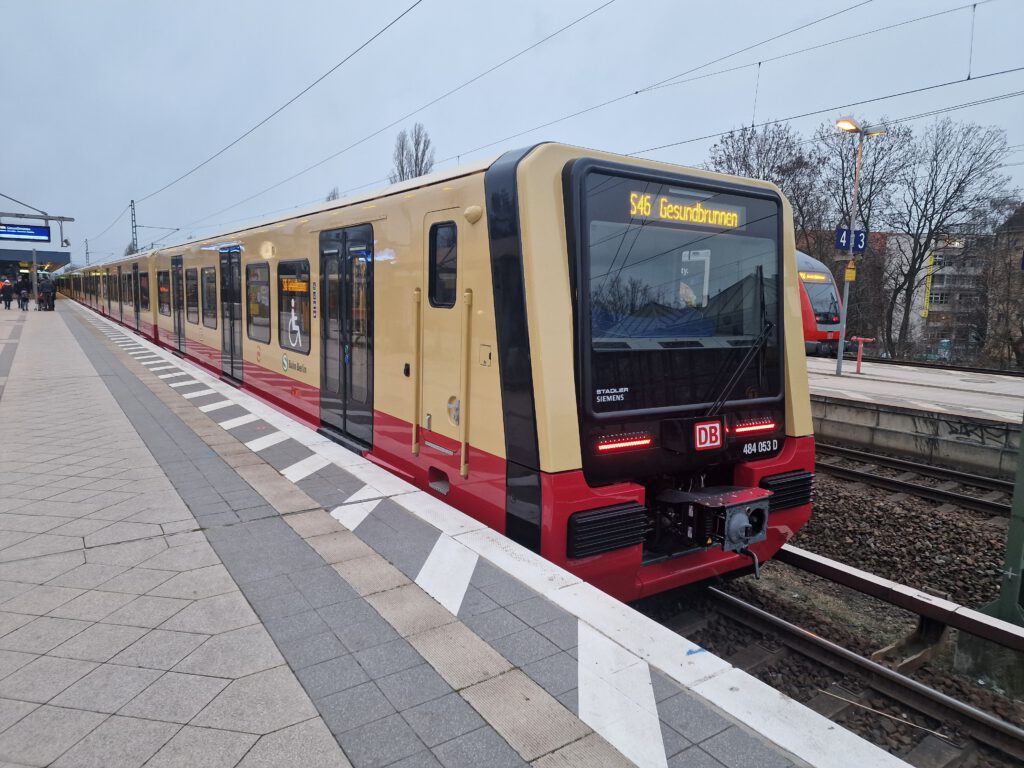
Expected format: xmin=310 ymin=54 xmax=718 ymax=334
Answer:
xmin=61 ymin=143 xmax=816 ymax=602
xmin=797 ymin=251 xmax=843 ymax=356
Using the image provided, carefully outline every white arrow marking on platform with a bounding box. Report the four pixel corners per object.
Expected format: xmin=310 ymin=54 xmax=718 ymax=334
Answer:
xmin=282 ymin=455 xmax=331 ymax=483
xmin=577 ymin=622 xmax=667 ymax=768
xmin=416 ymin=535 xmax=478 ymax=615
xmin=330 ymin=499 xmax=380 ymax=531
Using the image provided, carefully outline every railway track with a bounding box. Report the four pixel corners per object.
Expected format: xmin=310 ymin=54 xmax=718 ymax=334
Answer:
xmin=815 ymin=444 xmax=1012 ymax=516
xmin=857 ymin=357 xmax=1024 ymax=378
xmin=701 ymin=587 xmax=1024 ymax=766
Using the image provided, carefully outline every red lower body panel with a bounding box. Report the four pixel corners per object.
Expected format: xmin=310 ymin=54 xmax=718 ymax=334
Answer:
xmin=73 ymin=295 xmax=815 ymax=604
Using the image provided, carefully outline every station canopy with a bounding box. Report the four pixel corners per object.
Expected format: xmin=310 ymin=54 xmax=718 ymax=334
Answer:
xmin=0 ymin=248 xmax=71 ymax=275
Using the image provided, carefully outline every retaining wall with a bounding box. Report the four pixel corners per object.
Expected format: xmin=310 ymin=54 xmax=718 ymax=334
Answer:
xmin=811 ymin=395 xmax=1020 ymax=480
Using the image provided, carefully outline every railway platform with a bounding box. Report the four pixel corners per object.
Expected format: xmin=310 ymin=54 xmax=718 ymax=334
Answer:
xmin=805 ymin=356 xmax=1023 ymax=478
xmin=805 ymin=356 xmax=1024 ymax=424
xmin=0 ymin=302 xmax=907 ymax=768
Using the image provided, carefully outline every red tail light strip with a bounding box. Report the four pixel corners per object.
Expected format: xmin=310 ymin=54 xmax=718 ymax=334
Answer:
xmin=734 ymin=421 xmax=777 ymax=435
xmin=596 ymin=436 xmax=653 ymax=453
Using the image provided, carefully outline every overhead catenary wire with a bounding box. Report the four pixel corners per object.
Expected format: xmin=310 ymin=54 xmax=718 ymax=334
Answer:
xmin=136 ymin=0 xmax=426 ymax=204
xmin=454 ymin=0 xmax=997 ymax=161
xmin=182 ymin=0 xmax=875 ymax=228
xmin=88 ymin=204 xmax=130 ymax=242
xmin=133 ymin=1 xmax=1020 ymax=246
xmin=629 ymin=66 xmax=1024 ymax=155
xmin=183 ymin=0 xmax=619 ymax=228
xmin=178 ymin=84 xmax=1024 ymax=244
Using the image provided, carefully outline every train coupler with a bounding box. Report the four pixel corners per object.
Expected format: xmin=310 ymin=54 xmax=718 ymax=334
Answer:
xmin=654 ymin=486 xmax=772 ymax=554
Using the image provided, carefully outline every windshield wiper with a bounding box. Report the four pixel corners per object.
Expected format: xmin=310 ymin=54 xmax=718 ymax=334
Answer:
xmin=706 ymin=265 xmax=773 ymax=418
xmin=705 ymin=319 xmax=774 ymax=417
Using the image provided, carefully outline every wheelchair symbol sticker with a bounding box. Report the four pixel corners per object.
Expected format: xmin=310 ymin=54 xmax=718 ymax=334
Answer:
xmin=287 ymin=298 xmax=302 ymax=349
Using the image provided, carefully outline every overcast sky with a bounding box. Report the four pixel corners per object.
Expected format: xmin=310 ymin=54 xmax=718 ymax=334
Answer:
xmin=2 ymin=0 xmax=1022 ymax=264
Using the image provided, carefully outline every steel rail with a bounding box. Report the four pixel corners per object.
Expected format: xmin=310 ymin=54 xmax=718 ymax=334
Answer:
xmin=857 ymin=357 xmax=1024 ymax=378
xmin=816 ymin=444 xmax=1014 ymax=495
xmin=775 ymin=545 xmax=1024 ymax=653
xmin=815 ymin=462 xmax=1011 ymax=516
xmin=707 ymin=587 xmax=1024 ymax=762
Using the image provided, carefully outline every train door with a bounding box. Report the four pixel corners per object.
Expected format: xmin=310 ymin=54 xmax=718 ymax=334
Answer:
xmin=319 ymin=224 xmax=374 ymax=447
xmin=418 ymin=213 xmax=463 ymax=483
xmin=117 ymin=266 xmax=124 ymax=323
xmin=171 ymin=256 xmax=185 ymax=352
xmin=131 ymin=263 xmax=140 ymax=329
xmin=219 ymin=249 xmax=243 ymax=381
xmin=105 ymin=270 xmax=112 ymax=315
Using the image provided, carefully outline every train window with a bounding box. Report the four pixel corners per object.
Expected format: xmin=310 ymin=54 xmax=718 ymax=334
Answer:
xmin=278 ymin=260 xmax=311 ymax=355
xmin=185 ymin=268 xmax=199 ymax=324
xmin=201 ymin=267 xmax=217 ymax=329
xmin=139 ymin=273 xmax=150 ymax=311
xmin=428 ymin=222 xmax=457 ymax=308
xmin=246 ymin=263 xmax=271 ymax=343
xmin=580 ymin=171 xmax=782 ymax=412
xmin=157 ymin=271 xmax=171 ymax=316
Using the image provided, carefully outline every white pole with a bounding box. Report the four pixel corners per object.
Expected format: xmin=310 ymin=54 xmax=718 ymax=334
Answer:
xmin=836 ymin=131 xmax=865 ymax=376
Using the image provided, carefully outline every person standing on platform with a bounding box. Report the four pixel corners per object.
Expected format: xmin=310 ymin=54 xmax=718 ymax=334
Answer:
xmin=16 ymin=277 xmax=30 ymax=311
xmin=1 ymin=280 xmax=12 ymax=310
xmin=38 ymin=276 xmax=54 ymax=311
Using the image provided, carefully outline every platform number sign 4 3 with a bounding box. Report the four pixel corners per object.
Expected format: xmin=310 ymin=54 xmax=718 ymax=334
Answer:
xmin=835 ymin=227 xmax=867 ymax=254
xmin=694 ymin=420 xmax=723 ymax=451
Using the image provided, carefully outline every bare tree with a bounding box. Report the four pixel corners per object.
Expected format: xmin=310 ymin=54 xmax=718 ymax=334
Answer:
xmin=882 ymin=119 xmax=1010 ymax=357
xmin=815 ymin=118 xmax=913 ymax=242
xmin=389 ymin=123 xmax=435 ymax=183
xmin=123 ymin=241 xmax=138 ymax=257
xmin=707 ymin=124 xmax=826 ymax=247
xmin=325 ymin=186 xmax=340 ymax=202
xmin=982 ymin=203 xmax=1024 ymax=368
xmin=813 ymin=118 xmax=913 ymax=339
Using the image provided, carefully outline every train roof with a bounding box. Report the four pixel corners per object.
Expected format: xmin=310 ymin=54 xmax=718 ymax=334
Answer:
xmin=79 ymin=143 xmax=790 ymax=273
xmin=796 ymin=250 xmax=836 ymax=276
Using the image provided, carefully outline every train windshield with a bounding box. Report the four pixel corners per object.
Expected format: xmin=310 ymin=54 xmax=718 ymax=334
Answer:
xmin=802 ymin=276 xmax=840 ymax=321
xmin=580 ymin=171 xmax=782 ymax=413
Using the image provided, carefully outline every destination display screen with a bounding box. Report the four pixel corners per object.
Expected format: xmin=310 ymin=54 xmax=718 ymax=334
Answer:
xmin=582 ymin=171 xmax=781 ymax=415
xmin=629 ymin=189 xmax=745 ymax=229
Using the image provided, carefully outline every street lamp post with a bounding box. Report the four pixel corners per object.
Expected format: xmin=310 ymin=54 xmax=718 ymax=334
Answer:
xmin=834 ymin=116 xmax=885 ymax=376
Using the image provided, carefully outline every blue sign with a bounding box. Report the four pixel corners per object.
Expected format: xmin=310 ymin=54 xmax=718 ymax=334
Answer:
xmin=834 ymin=227 xmax=867 ymax=253
xmin=0 ymin=224 xmax=51 ymax=243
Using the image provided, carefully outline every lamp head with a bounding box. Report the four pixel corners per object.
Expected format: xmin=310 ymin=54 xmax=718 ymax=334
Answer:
xmin=835 ymin=115 xmax=862 ymax=133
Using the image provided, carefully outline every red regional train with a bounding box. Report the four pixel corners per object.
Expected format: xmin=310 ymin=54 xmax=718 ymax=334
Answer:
xmin=798 ymin=251 xmax=843 ymax=356
xmin=62 ymin=143 xmax=816 ymax=602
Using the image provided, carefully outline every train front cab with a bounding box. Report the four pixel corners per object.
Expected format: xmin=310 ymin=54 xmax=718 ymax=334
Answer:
xmin=797 ymin=252 xmax=842 ymax=356
xmin=502 ymin=145 xmax=815 ymax=602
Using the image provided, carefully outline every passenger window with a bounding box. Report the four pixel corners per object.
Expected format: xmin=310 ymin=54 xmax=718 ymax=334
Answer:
xmin=185 ymin=268 xmax=199 ymax=324
xmin=139 ymin=274 xmax=150 ymax=311
xmin=278 ymin=260 xmax=311 ymax=355
xmin=201 ymin=267 xmax=217 ymax=329
xmin=246 ymin=263 xmax=271 ymax=343
xmin=157 ymin=271 xmax=171 ymax=316
xmin=429 ymin=222 xmax=457 ymax=308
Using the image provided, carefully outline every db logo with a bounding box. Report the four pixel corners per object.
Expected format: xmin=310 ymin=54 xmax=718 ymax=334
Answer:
xmin=694 ymin=420 xmax=723 ymax=451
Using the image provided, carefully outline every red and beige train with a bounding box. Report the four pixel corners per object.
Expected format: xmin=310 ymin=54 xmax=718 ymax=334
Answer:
xmin=62 ymin=143 xmax=816 ymax=602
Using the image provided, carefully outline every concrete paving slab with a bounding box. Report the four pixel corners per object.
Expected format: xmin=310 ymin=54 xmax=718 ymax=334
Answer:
xmin=49 ymin=714 xmax=179 ymax=768
xmin=25 ymin=306 xmax=841 ymax=768
xmin=144 ymin=725 xmax=257 ymax=768
xmin=192 ymin=665 xmax=318 ymax=734
xmin=236 ymin=718 xmax=352 ymax=768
